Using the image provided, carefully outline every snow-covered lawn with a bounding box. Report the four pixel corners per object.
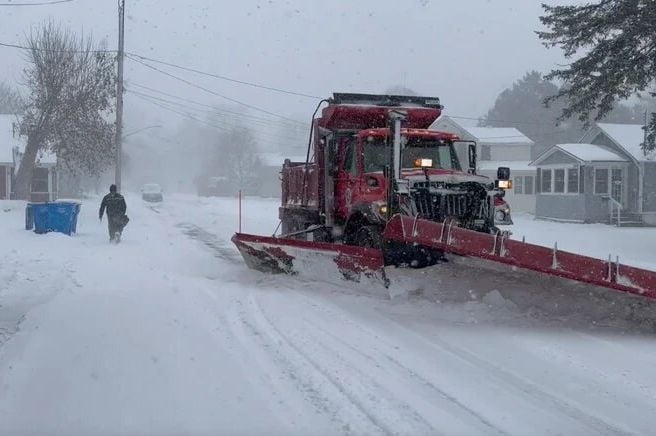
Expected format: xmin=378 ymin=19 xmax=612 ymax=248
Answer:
xmin=1 ymin=194 xmax=656 ymax=435
xmin=508 ymin=212 xmax=656 ymax=270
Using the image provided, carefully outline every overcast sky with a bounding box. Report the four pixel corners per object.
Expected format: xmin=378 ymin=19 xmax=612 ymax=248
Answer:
xmin=0 ymin=0 xmax=571 ymax=146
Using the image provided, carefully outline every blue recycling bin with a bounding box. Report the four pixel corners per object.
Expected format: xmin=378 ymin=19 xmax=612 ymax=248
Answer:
xmin=31 ymin=201 xmax=81 ymax=235
xmin=31 ymin=203 xmax=51 ymax=234
xmin=25 ymin=202 xmax=36 ymax=230
xmin=55 ymin=201 xmax=82 ymax=234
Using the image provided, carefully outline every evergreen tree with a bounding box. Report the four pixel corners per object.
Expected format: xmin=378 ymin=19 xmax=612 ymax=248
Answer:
xmin=538 ymin=0 xmax=656 ymax=150
xmin=480 ymin=71 xmax=585 ymax=157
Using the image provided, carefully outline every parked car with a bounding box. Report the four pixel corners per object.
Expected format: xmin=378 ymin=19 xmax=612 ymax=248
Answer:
xmin=141 ymin=183 xmax=163 ymax=202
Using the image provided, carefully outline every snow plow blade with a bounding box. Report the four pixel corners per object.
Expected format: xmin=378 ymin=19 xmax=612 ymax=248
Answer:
xmin=383 ymin=215 xmax=656 ymax=300
xmin=231 ymin=233 xmax=388 ymax=286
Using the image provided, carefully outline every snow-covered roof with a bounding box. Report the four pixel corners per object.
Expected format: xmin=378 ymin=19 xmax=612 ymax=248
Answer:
xmin=0 ymin=114 xmax=56 ymax=167
xmin=477 ymin=160 xmax=534 ymax=172
xmin=532 ymin=143 xmax=627 ymax=166
xmin=257 ymin=152 xmax=307 ymax=167
xmin=429 ymin=116 xmax=534 ymax=145
xmin=558 ymin=143 xmax=626 ymax=162
xmin=465 ymin=127 xmax=533 ymax=145
xmin=0 ymin=114 xmax=21 ymax=164
xmin=596 ymin=122 xmax=654 ymax=162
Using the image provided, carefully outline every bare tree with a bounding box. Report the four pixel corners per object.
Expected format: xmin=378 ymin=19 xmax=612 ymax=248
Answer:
xmin=211 ymin=125 xmax=263 ymax=194
xmin=14 ymin=22 xmax=116 ymax=199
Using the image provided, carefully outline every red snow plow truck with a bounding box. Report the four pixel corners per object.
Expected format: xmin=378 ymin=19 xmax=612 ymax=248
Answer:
xmin=232 ymin=93 xmax=656 ymax=301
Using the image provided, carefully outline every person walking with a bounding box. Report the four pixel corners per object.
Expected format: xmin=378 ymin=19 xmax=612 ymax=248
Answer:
xmin=99 ymin=184 xmax=128 ymax=242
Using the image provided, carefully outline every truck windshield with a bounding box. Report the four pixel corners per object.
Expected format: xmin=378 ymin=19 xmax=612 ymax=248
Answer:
xmin=362 ymin=137 xmax=461 ymax=173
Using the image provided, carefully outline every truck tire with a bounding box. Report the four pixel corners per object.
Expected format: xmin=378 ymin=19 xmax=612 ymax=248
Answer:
xmin=354 ymin=225 xmax=383 ymax=249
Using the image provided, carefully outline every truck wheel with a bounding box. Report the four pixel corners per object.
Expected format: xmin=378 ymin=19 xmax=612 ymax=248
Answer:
xmin=354 ymin=225 xmax=382 ymax=249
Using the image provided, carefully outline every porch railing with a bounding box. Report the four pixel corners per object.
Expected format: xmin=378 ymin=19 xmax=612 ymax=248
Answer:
xmin=609 ymin=196 xmax=622 ymax=227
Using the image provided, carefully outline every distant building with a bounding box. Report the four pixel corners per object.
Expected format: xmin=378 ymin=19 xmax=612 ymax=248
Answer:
xmin=430 ymin=116 xmax=536 ymax=213
xmin=531 ymin=122 xmax=654 ymax=225
xmin=256 ymin=152 xmax=306 ymax=198
xmin=0 ymin=114 xmax=58 ymax=202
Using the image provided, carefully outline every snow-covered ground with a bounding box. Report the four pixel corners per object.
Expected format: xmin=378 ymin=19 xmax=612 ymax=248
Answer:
xmin=507 ymin=213 xmax=656 ymax=271
xmin=1 ymin=194 xmax=656 ymax=435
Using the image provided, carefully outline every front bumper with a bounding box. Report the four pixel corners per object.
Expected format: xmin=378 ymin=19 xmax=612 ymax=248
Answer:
xmin=142 ymin=194 xmax=163 ymax=202
xmin=494 ymin=207 xmax=513 ymax=225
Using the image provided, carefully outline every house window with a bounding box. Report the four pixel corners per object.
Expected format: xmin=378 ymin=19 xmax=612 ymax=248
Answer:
xmin=554 ymin=169 xmax=565 ymax=193
xmin=515 ymin=176 xmax=523 ymax=194
xmin=541 ymin=169 xmax=552 ymax=193
xmin=525 ymin=176 xmax=534 ymax=195
xmin=538 ymin=168 xmax=579 ymax=194
xmin=567 ymin=168 xmax=579 ymax=193
xmin=31 ymin=168 xmax=49 ymax=193
xmin=594 ymin=168 xmax=609 ymax=194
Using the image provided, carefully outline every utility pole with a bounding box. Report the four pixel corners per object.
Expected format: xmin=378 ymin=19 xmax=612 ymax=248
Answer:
xmin=644 ymin=110 xmax=648 ymax=155
xmin=114 ymin=0 xmax=125 ymax=192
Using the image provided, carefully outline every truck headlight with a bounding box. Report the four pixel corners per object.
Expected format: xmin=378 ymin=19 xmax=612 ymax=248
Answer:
xmin=496 ymin=180 xmax=512 ymax=189
xmin=379 ymin=205 xmax=388 ymax=215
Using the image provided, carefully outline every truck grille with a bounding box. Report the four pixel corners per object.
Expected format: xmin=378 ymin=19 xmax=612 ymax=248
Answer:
xmin=411 ymin=190 xmax=489 ymax=223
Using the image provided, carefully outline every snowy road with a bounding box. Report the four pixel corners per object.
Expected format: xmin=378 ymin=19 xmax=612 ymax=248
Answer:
xmin=1 ymin=195 xmax=656 ymax=435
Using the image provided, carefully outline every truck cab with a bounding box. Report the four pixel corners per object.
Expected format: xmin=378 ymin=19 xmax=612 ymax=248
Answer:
xmin=279 ymin=93 xmax=511 ymax=248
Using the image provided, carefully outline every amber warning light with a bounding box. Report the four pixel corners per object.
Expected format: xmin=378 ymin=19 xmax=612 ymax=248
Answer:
xmin=414 ymin=158 xmax=433 ymax=168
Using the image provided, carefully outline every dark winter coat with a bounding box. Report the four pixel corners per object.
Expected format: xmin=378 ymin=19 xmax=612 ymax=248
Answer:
xmin=99 ymin=192 xmax=127 ymax=219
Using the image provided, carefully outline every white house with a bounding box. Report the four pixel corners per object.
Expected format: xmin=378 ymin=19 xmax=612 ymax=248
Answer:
xmin=0 ymin=114 xmax=58 ymax=201
xmin=531 ymin=122 xmax=656 ymax=225
xmin=430 ymin=116 xmax=536 ymax=213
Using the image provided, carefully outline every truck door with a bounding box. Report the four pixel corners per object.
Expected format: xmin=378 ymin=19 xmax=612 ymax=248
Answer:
xmin=335 ymin=137 xmax=359 ymax=219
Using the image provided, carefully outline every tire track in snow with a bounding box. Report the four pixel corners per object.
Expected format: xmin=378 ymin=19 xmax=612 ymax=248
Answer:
xmin=176 ymin=223 xmax=241 ymax=264
xmin=284 ymin=290 xmax=634 ymax=436
xmin=247 ymin=294 xmax=443 ymax=435
xmin=223 ymin=294 xmax=387 ymax=435
xmin=306 ymin=321 xmax=508 ymax=436
xmin=412 ymin=331 xmax=634 ymax=435
xmin=194 ymin=291 xmax=327 ymax=435
xmin=276 ymin=289 xmax=509 ymax=435
xmin=369 ymin=309 xmax=635 ymax=435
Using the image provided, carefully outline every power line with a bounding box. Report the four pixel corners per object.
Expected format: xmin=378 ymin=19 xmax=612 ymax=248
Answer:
xmin=127 ymin=52 xmax=322 ymax=100
xmin=0 ymin=41 xmax=116 ymax=53
xmin=131 ymin=92 xmax=303 ymax=149
xmin=128 ymin=82 xmax=309 ymax=128
xmin=0 ymin=37 xmax=586 ymax=132
xmin=128 ymin=89 xmax=308 ymax=143
xmin=0 ymin=0 xmax=72 ymax=5
xmin=448 ymin=114 xmax=562 ymax=127
xmin=126 ymin=54 xmax=307 ymax=126
xmin=0 ymin=40 xmax=321 ymax=103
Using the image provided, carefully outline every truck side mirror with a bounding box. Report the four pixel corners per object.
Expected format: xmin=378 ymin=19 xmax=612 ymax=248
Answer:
xmin=468 ymin=143 xmax=477 ymax=174
xmin=497 ymin=166 xmax=510 ymax=180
